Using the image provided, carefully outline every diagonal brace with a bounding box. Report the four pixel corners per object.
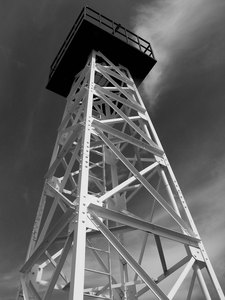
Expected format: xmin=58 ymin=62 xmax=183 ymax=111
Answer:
xmin=20 ymin=207 xmax=75 ymax=274
xmin=88 ymin=204 xmax=200 ymax=247
xmin=92 ymin=118 xmax=163 ymax=157
xmin=95 ymin=129 xmax=195 ymax=236
xmin=88 ymin=210 xmax=169 ymax=300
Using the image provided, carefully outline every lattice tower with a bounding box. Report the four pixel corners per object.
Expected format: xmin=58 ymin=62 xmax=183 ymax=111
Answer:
xmin=17 ymin=7 xmax=225 ymax=300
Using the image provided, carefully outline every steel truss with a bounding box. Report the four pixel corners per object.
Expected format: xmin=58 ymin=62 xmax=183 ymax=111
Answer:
xmin=18 ymin=51 xmax=225 ymax=300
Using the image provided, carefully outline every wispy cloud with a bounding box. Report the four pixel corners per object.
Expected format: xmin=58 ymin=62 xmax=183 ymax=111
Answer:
xmin=132 ymin=0 xmax=225 ymax=105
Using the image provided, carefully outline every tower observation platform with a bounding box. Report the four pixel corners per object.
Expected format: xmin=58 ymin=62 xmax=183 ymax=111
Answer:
xmin=46 ymin=6 xmax=156 ymax=96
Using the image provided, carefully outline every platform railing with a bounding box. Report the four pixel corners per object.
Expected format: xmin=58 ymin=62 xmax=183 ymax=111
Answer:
xmin=49 ymin=6 xmax=155 ymax=80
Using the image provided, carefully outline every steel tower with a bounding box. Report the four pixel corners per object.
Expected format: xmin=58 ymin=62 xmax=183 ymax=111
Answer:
xmin=18 ymin=6 xmax=225 ymax=300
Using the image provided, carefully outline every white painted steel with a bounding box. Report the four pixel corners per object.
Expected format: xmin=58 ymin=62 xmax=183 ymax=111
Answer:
xmin=18 ymin=51 xmax=225 ymax=300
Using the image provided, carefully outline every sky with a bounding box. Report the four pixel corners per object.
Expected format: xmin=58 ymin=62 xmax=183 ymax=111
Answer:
xmin=0 ymin=0 xmax=225 ymax=299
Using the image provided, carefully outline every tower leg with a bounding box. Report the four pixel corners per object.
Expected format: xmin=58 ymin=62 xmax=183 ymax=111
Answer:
xmin=69 ymin=52 xmax=96 ymax=300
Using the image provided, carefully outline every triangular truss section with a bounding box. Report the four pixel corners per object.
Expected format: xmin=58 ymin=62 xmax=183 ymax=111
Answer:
xmin=18 ymin=51 xmax=225 ymax=300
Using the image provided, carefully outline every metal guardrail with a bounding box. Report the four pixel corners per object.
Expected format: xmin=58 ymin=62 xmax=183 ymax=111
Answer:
xmin=49 ymin=6 xmax=155 ymax=79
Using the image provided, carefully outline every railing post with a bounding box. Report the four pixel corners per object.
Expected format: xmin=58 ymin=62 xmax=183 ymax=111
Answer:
xmin=112 ymin=21 xmax=115 ymax=35
xmin=99 ymin=13 xmax=102 ymax=27
xmin=137 ymin=37 xmax=141 ymax=51
xmin=124 ymin=28 xmax=128 ymax=44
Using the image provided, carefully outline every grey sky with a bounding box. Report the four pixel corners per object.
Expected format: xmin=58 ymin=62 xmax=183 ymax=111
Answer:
xmin=0 ymin=0 xmax=225 ymax=298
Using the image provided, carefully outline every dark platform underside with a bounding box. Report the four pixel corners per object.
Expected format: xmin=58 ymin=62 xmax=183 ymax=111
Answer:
xmin=46 ymin=20 xmax=156 ymax=97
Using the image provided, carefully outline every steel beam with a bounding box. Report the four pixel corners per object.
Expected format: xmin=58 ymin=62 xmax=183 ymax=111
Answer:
xmin=20 ymin=207 xmax=74 ymax=274
xmin=92 ymin=118 xmax=163 ymax=157
xmin=95 ymin=129 xmax=194 ymax=236
xmin=88 ymin=204 xmax=200 ymax=247
xmin=167 ymin=257 xmax=195 ymax=299
xmin=43 ymin=234 xmax=73 ymax=300
xmin=88 ymin=210 xmax=169 ymax=300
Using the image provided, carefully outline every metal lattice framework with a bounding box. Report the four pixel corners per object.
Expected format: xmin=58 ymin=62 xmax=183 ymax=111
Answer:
xmin=18 ymin=51 xmax=225 ymax=300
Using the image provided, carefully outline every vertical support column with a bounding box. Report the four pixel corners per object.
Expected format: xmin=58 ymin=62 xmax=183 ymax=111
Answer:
xmin=69 ymin=51 xmax=96 ymax=300
xmin=110 ymin=155 xmax=130 ymax=299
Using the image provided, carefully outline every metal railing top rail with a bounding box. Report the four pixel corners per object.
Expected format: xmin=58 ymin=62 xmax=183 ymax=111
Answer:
xmin=49 ymin=6 xmax=155 ymax=79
